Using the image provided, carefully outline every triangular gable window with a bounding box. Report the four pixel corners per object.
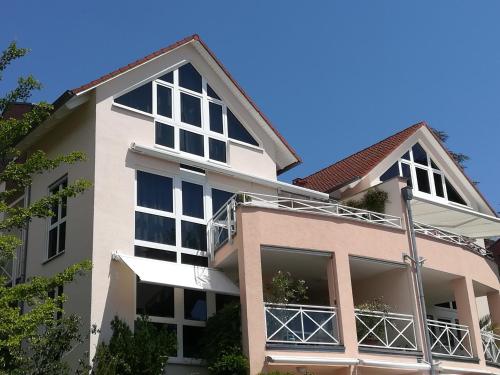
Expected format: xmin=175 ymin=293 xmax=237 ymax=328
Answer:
xmin=115 ymin=82 xmax=152 ymax=114
xmin=380 ymin=142 xmax=467 ymax=205
xmin=113 ymin=61 xmax=260 ymax=163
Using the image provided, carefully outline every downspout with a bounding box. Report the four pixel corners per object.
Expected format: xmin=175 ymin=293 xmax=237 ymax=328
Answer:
xmin=402 ymin=186 xmax=436 ymax=375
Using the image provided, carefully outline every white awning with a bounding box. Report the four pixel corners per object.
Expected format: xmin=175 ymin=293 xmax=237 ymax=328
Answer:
xmin=113 ymin=253 xmax=239 ymax=295
xmin=411 ymin=196 xmax=500 ymax=238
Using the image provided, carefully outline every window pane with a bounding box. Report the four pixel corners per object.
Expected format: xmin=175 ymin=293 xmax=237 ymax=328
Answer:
xmin=430 ymin=159 xmax=440 ymax=170
xmin=135 ymin=212 xmax=176 ymax=245
xmin=155 ymin=122 xmax=174 ymax=149
xmin=150 ymin=323 xmax=177 ymax=356
xmin=180 ymin=93 xmax=201 ymax=127
xmin=183 ymin=326 xmax=204 ymax=358
xmin=50 ymin=201 xmax=58 ymax=224
xmin=158 ymin=71 xmax=173 ymax=84
xmin=135 ymin=246 xmax=176 ymax=262
xmin=416 ymin=167 xmax=431 ymax=194
xmin=180 ymin=164 xmax=205 ymax=174
xmin=58 ymin=222 xmax=66 ymax=252
xmin=401 ymin=163 xmax=412 ymax=187
xmin=445 ymin=178 xmax=467 ymax=205
xmin=157 ymin=85 xmax=172 ymax=118
xmin=209 ymin=138 xmax=226 ymax=163
xmin=182 ymin=181 xmax=204 ymax=219
xmin=380 ymin=162 xmax=399 ymax=182
xmin=181 ymin=221 xmax=207 ymax=251
xmin=216 ymin=294 xmax=239 ymax=312
xmin=179 ymin=63 xmax=202 ymax=93
xmin=402 ymin=151 xmax=410 ymax=160
xmin=211 ymin=188 xmax=233 ymax=214
xmin=136 ymin=281 xmax=174 ymax=317
xmin=181 ymin=253 xmax=208 ymax=267
xmin=184 ymin=289 xmax=207 ymax=321
xmin=227 ymin=109 xmax=258 ymax=146
xmin=209 ymin=102 xmax=223 ymax=133
xmin=48 ymin=227 xmax=58 ymax=258
xmin=412 ymin=143 xmax=428 ymax=165
xmin=115 ymin=82 xmax=152 ymax=113
xmin=207 ymin=84 xmax=220 ymax=100
xmin=137 ymin=171 xmax=173 ymax=212
xmin=180 ymin=129 xmax=204 ymax=156
xmin=434 ymin=173 xmax=445 ymax=197
xmin=61 ymin=180 xmax=67 ymax=218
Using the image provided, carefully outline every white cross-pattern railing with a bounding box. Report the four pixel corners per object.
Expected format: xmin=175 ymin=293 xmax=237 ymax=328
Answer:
xmin=427 ymin=319 xmax=473 ymax=358
xmin=207 ymin=192 xmax=403 ymax=256
xmin=482 ymin=330 xmax=500 ymax=365
xmin=265 ymin=303 xmax=340 ymax=346
xmin=414 ymin=221 xmax=491 ymax=258
xmin=355 ymin=310 xmax=417 ymax=351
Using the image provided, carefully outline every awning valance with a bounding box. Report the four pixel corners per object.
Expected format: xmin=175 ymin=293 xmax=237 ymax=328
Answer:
xmin=411 ymin=196 xmax=500 ymax=238
xmin=113 ymin=253 xmax=239 ymax=295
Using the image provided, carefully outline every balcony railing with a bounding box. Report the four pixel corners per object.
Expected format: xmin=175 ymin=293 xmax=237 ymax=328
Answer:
xmin=355 ymin=309 xmax=417 ymax=351
xmin=264 ymin=303 xmax=340 ymax=347
xmin=208 ymin=192 xmax=403 ymax=256
xmin=427 ymin=319 xmax=473 ymax=358
xmin=414 ymin=221 xmax=491 ymax=258
xmin=482 ymin=330 xmax=500 ymax=365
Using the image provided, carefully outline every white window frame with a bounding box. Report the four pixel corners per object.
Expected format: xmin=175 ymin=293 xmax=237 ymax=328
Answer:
xmin=46 ymin=176 xmax=68 ymax=262
xmin=2 ymin=195 xmax=27 ymax=285
xmin=113 ymin=62 xmax=262 ymax=165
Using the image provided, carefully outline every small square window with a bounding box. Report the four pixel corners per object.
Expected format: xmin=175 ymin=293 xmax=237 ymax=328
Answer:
xmin=433 ymin=173 xmax=445 ymax=197
xmin=180 ymin=93 xmax=201 ymax=127
xmin=416 ymin=167 xmax=431 ymax=194
xmin=157 ymin=85 xmax=172 ymax=118
xmin=209 ymin=138 xmax=226 ymax=163
xmin=136 ymin=281 xmax=174 ymax=318
xmin=181 ymin=221 xmax=207 ymax=251
xmin=184 ymin=289 xmax=207 ymax=321
xmin=180 ymin=129 xmax=204 ymax=157
xmin=155 ymin=122 xmax=174 ymax=149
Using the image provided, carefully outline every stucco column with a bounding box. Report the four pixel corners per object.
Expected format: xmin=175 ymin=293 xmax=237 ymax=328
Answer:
xmin=236 ymin=209 xmax=266 ymax=375
xmin=452 ymin=277 xmax=484 ymax=362
xmin=329 ymin=252 xmax=358 ymax=356
xmin=487 ymin=291 xmax=500 ymax=330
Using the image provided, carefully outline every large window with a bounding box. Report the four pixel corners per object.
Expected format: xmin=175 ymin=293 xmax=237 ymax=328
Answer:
xmin=47 ymin=177 xmax=68 ymax=260
xmin=114 ymin=62 xmax=260 ymax=164
xmin=380 ymin=142 xmax=468 ymax=206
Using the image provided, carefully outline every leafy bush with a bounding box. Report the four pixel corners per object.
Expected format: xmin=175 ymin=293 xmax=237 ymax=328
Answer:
xmin=200 ymin=302 xmax=248 ymax=375
xmin=265 ymin=271 xmax=308 ymax=304
xmin=355 ymin=297 xmax=392 ymax=344
xmin=344 ymin=188 xmax=389 ymax=213
xmin=89 ymin=316 xmax=176 ymax=375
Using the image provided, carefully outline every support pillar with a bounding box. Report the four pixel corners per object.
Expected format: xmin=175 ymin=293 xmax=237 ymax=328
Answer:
xmin=452 ymin=277 xmax=485 ymax=362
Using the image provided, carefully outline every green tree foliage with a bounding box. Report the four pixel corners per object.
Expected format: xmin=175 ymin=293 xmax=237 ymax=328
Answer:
xmin=200 ymin=302 xmax=248 ymax=375
xmin=345 ymin=188 xmax=388 ymax=214
xmin=431 ymin=128 xmax=470 ymax=169
xmin=0 ymin=41 xmax=92 ymax=374
xmin=266 ymin=270 xmax=309 ymax=305
xmin=87 ymin=316 xmax=176 ymax=375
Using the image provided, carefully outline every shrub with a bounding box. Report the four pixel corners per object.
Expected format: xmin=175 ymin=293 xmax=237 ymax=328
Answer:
xmin=344 ymin=188 xmax=389 ymax=213
xmin=355 ymin=297 xmax=392 ymax=344
xmin=265 ymin=271 xmax=308 ymax=304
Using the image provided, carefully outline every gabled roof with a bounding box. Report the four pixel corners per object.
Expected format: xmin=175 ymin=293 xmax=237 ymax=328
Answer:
xmin=64 ymin=34 xmax=300 ymax=173
xmin=294 ymin=122 xmax=425 ymax=192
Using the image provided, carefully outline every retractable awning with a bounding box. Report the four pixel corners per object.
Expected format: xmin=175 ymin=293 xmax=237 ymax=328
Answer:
xmin=113 ymin=253 xmax=239 ymax=295
xmin=411 ymin=196 xmax=500 ymax=238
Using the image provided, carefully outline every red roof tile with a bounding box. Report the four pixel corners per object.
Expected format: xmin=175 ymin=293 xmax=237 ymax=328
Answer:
xmin=293 ymin=122 xmax=425 ymax=192
xmin=69 ymin=34 xmax=300 ymax=173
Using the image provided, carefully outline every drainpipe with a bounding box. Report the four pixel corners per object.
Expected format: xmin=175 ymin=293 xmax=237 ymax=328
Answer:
xmin=401 ymin=186 xmax=436 ymax=375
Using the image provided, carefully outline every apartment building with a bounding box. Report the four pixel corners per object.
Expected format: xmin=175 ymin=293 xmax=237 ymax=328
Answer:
xmin=2 ymin=35 xmax=499 ymax=375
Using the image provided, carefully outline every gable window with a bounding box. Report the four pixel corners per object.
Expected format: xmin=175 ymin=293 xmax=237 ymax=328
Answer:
xmin=379 ymin=142 xmax=468 ymax=206
xmin=47 ymin=177 xmax=67 ymax=260
xmin=114 ymin=62 xmax=261 ymax=164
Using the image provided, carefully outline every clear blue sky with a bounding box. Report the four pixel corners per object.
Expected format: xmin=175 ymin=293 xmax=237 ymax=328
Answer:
xmin=2 ymin=1 xmax=499 ymax=212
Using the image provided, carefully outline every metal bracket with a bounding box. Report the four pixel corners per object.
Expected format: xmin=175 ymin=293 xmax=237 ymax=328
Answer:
xmin=403 ymin=252 xmax=425 ymax=266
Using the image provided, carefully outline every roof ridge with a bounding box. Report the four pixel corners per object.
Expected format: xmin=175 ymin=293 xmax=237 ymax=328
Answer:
xmin=297 ymin=121 xmax=425 ymax=182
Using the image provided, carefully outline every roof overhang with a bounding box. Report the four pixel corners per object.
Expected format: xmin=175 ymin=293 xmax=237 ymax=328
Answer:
xmin=113 ymin=252 xmax=239 ymax=295
xmin=411 ymin=195 xmax=500 ymax=238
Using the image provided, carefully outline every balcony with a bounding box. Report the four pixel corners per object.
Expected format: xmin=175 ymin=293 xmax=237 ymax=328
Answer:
xmin=482 ymin=331 xmax=500 ymax=366
xmin=427 ymin=319 xmax=473 ymax=359
xmin=265 ymin=303 xmax=340 ymax=348
xmin=355 ymin=310 xmax=418 ymax=351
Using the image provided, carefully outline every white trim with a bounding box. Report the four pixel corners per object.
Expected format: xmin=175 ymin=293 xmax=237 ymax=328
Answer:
xmin=358 ymin=359 xmax=431 ymax=371
xmin=130 ymin=142 xmax=329 ymax=200
xmin=266 ymin=355 xmax=359 ymax=366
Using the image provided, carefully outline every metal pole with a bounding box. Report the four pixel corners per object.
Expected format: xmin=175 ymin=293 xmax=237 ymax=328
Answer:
xmin=402 ymin=187 xmax=436 ymax=375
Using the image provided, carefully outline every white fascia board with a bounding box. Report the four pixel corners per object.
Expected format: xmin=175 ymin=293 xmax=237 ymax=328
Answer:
xmin=130 ymin=143 xmax=329 ymax=200
xmin=192 ymin=41 xmax=299 ymax=171
xmin=266 ymin=355 xmax=359 ymax=366
xmin=359 ymin=359 xmax=431 ymax=371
